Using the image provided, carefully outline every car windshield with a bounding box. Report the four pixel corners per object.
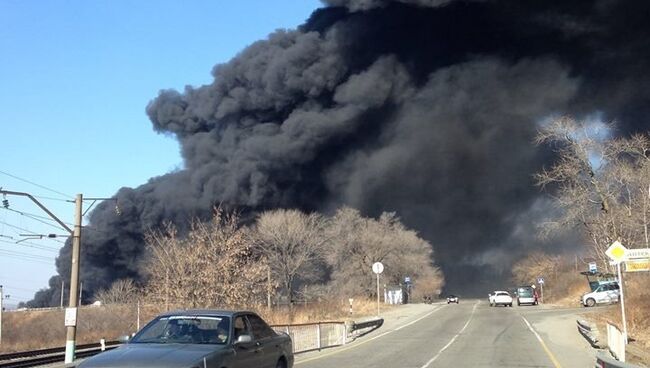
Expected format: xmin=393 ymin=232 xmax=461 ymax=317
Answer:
xmin=518 ymin=288 xmax=533 ymax=297
xmin=130 ymin=315 xmax=230 ymax=345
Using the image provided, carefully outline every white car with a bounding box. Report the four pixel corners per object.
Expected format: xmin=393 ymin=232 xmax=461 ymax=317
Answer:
xmin=582 ymin=282 xmax=620 ymax=307
xmin=491 ymin=291 xmax=513 ymax=307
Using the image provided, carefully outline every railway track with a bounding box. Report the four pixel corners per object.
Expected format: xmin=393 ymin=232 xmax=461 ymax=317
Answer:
xmin=0 ymin=341 xmax=120 ymax=368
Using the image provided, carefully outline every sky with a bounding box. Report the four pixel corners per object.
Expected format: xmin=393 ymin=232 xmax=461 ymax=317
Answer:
xmin=0 ymin=0 xmax=322 ymax=308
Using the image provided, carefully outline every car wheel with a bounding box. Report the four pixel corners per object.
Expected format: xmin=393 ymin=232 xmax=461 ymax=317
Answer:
xmin=517 ymin=302 xmax=521 ymax=306
xmin=276 ymin=358 xmax=287 ymax=368
xmin=509 ymin=303 xmax=513 ymax=307
xmin=586 ymin=298 xmax=596 ymax=307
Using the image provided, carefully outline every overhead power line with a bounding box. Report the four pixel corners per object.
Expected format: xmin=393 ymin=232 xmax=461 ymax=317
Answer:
xmin=0 ymin=208 xmax=68 ymax=232
xmin=0 ymin=170 xmax=73 ymax=199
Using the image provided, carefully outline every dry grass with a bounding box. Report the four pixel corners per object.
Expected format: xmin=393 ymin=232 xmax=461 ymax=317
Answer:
xmin=590 ymin=274 xmax=650 ymax=347
xmin=586 ymin=274 xmax=650 ymax=366
xmin=0 ymin=298 xmax=385 ymax=353
xmin=548 ymin=273 xmax=591 ymax=307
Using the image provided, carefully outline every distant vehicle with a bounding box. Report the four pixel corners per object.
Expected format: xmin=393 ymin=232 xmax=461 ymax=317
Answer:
xmin=491 ymin=291 xmax=513 ymax=307
xmin=516 ymin=286 xmax=538 ymax=306
xmin=447 ymin=295 xmax=459 ymax=304
xmin=582 ymin=282 xmax=620 ymax=307
xmin=78 ymin=310 xmax=293 ymax=368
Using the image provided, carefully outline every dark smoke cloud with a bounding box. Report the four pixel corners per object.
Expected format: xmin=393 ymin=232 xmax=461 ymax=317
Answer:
xmin=29 ymin=0 xmax=650 ymax=305
xmin=322 ymin=0 xmax=455 ymax=11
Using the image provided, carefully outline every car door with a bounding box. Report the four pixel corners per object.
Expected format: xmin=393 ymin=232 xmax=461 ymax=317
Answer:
xmin=607 ymin=284 xmax=620 ymax=303
xmin=246 ymin=313 xmax=279 ymax=368
xmin=593 ymin=286 xmax=606 ymax=303
xmin=230 ymin=315 xmax=260 ymax=368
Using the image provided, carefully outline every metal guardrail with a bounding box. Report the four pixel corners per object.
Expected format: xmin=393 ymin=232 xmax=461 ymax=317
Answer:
xmin=595 ymin=350 xmax=643 ymax=368
xmin=578 ymin=319 xmax=602 ymax=348
xmin=351 ymin=317 xmax=384 ymax=332
xmin=272 ymin=321 xmax=347 ymax=354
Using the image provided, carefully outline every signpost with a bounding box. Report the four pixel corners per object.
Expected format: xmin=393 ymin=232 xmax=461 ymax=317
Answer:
xmin=537 ymin=277 xmax=545 ymax=304
xmin=372 ymin=262 xmax=384 ymax=316
xmin=589 ymin=262 xmax=597 ymax=273
xmin=605 ymin=241 xmax=628 ymax=344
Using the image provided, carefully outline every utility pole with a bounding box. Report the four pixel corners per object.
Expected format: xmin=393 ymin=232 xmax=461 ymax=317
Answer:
xmin=0 ymin=190 xmax=114 ymax=363
xmin=65 ymin=194 xmax=82 ymax=364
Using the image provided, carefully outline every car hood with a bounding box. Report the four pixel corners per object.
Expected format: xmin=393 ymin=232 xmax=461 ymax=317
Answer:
xmin=78 ymin=343 xmax=226 ymax=368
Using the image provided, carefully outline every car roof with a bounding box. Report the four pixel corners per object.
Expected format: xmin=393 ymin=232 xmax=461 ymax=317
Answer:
xmin=156 ymin=309 xmax=256 ymax=318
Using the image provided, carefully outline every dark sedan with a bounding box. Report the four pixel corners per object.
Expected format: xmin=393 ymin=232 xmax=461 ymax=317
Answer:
xmin=78 ymin=310 xmax=293 ymax=368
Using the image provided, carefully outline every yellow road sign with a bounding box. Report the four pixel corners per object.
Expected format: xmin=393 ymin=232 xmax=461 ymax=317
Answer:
xmin=625 ymin=258 xmax=650 ymax=272
xmin=606 ymin=241 xmax=628 ymax=263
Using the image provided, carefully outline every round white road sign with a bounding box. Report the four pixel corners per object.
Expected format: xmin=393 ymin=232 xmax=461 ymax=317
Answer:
xmin=372 ymin=262 xmax=384 ymax=274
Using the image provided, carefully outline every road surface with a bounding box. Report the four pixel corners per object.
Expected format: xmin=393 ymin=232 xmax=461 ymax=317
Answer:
xmin=296 ymin=300 xmax=595 ymax=367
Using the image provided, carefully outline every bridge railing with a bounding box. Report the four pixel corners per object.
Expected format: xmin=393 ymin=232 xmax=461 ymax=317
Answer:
xmin=607 ymin=322 xmax=626 ymax=362
xmin=271 ymin=317 xmax=384 ymax=354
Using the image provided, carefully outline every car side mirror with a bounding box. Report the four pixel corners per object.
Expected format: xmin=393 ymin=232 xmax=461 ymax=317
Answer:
xmin=235 ymin=334 xmax=253 ymax=344
xmin=118 ymin=335 xmax=130 ymax=343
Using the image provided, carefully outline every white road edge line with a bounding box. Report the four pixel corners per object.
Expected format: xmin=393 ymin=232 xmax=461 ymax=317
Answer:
xmin=419 ymin=301 xmax=479 ymax=368
xmin=295 ymin=305 xmax=444 ymax=365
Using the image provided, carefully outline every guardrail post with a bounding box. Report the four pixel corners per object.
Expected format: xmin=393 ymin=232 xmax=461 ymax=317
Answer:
xmin=100 ymin=338 xmax=106 ymax=351
xmin=317 ymin=322 xmax=322 ymax=351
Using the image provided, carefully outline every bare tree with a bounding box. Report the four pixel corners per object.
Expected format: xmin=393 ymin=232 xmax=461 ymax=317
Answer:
xmin=94 ymin=279 xmax=139 ymax=305
xmin=142 ymin=208 xmax=266 ymax=308
xmin=252 ymin=209 xmax=329 ymax=305
xmin=327 ymin=207 xmax=444 ymax=297
xmin=536 ymin=117 xmax=650 ymax=266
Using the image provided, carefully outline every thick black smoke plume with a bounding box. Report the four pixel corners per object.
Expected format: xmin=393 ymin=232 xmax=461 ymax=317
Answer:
xmin=30 ymin=0 xmax=650 ymax=305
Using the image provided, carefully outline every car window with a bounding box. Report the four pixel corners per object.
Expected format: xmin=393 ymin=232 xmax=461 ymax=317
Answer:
xmin=131 ymin=315 xmax=229 ymax=344
xmin=247 ymin=314 xmax=276 ymax=339
xmin=233 ymin=315 xmax=252 ymax=340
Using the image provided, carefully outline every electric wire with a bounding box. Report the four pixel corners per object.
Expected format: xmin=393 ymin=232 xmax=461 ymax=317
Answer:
xmin=0 ymin=208 xmax=68 ymax=232
xmin=0 ymin=169 xmax=73 ymax=199
xmin=0 ymin=205 xmax=107 ymax=236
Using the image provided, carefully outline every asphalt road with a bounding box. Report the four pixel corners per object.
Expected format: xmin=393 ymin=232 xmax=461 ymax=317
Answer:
xmin=295 ymin=300 xmax=595 ymax=368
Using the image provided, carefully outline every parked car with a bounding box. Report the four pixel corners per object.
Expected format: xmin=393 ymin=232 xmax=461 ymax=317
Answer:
xmin=492 ymin=291 xmax=513 ymax=307
xmin=516 ymin=286 xmax=538 ymax=306
xmin=582 ymin=282 xmax=620 ymax=307
xmin=78 ymin=310 xmax=293 ymax=368
xmin=447 ymin=295 xmax=459 ymax=304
